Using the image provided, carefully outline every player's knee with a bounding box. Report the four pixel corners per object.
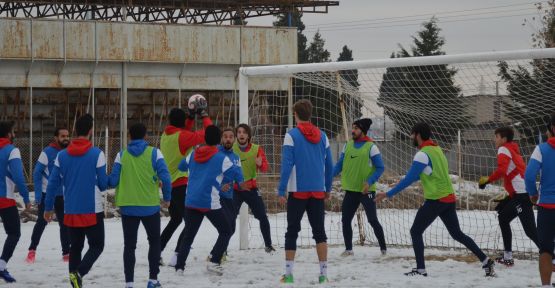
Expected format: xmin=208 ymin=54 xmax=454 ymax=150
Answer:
xmin=312 ymin=229 xmax=327 ymax=244
xmin=410 ymin=225 xmax=423 ymax=237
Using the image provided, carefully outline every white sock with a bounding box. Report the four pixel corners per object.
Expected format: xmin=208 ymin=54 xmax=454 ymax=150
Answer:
xmin=482 ymin=258 xmax=490 ymax=266
xmin=543 ymin=285 xmax=552 ymax=288
xmin=149 ymin=279 xmax=158 ymax=284
xmin=125 ymin=282 xmax=133 ymax=288
xmin=0 ymin=260 xmax=6 ymax=271
xmin=285 ymin=260 xmax=294 ymax=276
xmin=417 ymin=268 xmax=427 ymax=274
xmin=169 ymin=253 xmax=178 ymax=266
xmin=319 ymin=261 xmax=328 ymax=276
xmin=503 ymin=251 xmax=512 ymax=260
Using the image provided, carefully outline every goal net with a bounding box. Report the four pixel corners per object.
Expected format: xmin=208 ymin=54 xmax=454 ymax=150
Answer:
xmin=237 ymin=48 xmax=555 ymax=258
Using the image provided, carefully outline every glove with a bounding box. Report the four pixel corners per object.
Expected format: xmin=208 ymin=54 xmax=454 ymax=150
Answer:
xmin=195 ymin=97 xmax=208 ymax=118
xmin=478 ymin=176 xmax=489 ymax=189
xmin=187 ymin=107 xmax=196 ymax=120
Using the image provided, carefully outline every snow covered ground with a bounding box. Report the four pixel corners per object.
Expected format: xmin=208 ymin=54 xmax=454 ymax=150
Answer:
xmin=1 ymin=215 xmax=542 ymax=288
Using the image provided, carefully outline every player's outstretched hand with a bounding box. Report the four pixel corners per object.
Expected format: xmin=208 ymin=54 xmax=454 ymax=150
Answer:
xmin=25 ymin=202 xmax=32 ymax=211
xmin=44 ymin=211 xmax=55 ymax=223
xmin=161 ymin=201 xmax=170 ymax=209
xmin=279 ymin=196 xmax=287 ymax=206
xmin=256 ymin=156 xmax=263 ymax=167
xmin=221 ymin=183 xmax=231 ymax=192
xmin=375 ymin=192 xmax=388 ymax=203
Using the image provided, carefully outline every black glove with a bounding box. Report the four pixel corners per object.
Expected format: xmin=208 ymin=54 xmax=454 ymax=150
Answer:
xmin=195 ymin=97 xmax=208 ymax=118
xmin=187 ymin=107 xmax=195 ymax=120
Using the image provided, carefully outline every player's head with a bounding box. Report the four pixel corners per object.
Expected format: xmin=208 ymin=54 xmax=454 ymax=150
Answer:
xmin=75 ymin=114 xmax=93 ymax=138
xmin=0 ymin=121 xmax=15 ymax=141
xmin=548 ymin=113 xmax=555 ymax=138
xmin=168 ymin=108 xmax=186 ymax=128
xmin=236 ymin=123 xmax=251 ymax=146
xmin=221 ymin=127 xmax=235 ymax=150
xmin=54 ymin=127 xmax=70 ymax=148
xmin=352 ymin=118 xmax=372 ymax=140
xmin=410 ymin=122 xmax=431 ymax=147
xmin=494 ymin=126 xmax=514 ymax=148
xmin=129 ymin=123 xmax=147 ymax=141
xmin=205 ymin=125 xmax=221 ymax=146
xmin=293 ymin=99 xmax=312 ymax=123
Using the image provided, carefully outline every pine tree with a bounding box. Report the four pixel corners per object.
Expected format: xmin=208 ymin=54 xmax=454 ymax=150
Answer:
xmin=337 ymin=45 xmax=363 ymax=122
xmin=378 ymin=18 xmax=469 ymax=144
xmin=498 ymin=1 xmax=555 ymax=142
xmin=307 ymin=31 xmax=331 ymax=63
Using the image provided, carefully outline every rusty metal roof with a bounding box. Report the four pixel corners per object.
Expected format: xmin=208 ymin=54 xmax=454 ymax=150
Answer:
xmin=0 ymin=1 xmax=339 ymax=24
xmin=7 ymin=1 xmax=338 ymax=9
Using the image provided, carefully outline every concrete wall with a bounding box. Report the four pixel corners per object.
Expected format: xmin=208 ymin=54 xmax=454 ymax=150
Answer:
xmin=0 ymin=18 xmax=297 ymax=65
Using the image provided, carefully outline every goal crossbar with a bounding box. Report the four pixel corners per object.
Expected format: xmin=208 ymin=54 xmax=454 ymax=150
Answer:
xmin=240 ymin=48 xmax=555 ymax=77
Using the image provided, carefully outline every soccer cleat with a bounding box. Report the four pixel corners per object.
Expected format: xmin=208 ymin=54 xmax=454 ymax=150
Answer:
xmin=0 ymin=270 xmax=16 ymax=283
xmin=206 ymin=254 xmax=227 ymax=264
xmin=175 ymin=269 xmax=184 ymax=276
xmin=69 ymin=272 xmax=83 ymax=288
xmin=63 ymin=254 xmax=70 ymax=263
xmin=280 ymin=274 xmax=294 ymax=284
xmin=495 ymin=256 xmax=514 ymax=267
xmin=25 ymin=250 xmax=36 ymax=264
xmin=380 ymin=250 xmax=387 ymax=256
xmin=340 ymin=250 xmax=354 ymax=257
xmin=318 ymin=275 xmax=329 ymax=284
xmin=482 ymin=259 xmax=496 ymax=277
xmin=147 ymin=280 xmax=162 ymax=288
xmin=206 ymin=262 xmax=224 ymax=276
xmin=404 ymin=268 xmax=427 ymax=277
xmin=265 ymin=246 xmax=276 ymax=254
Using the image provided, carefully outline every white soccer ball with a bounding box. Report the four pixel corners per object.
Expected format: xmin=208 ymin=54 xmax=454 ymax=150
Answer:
xmin=188 ymin=94 xmax=206 ymax=110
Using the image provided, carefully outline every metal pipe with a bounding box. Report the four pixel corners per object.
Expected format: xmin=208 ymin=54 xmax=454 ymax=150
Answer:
xmin=241 ymin=48 xmax=555 ymax=76
xmin=238 ymin=71 xmax=249 ymax=250
xmin=121 ymin=62 xmax=128 ymax=149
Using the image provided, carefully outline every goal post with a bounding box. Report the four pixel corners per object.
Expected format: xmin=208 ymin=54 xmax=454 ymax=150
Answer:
xmin=237 ymin=48 xmax=555 ymax=255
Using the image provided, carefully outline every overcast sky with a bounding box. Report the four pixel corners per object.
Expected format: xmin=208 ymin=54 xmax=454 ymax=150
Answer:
xmin=248 ymin=0 xmax=541 ymax=61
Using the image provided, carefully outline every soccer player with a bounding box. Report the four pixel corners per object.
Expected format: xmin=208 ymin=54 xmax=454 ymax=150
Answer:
xmin=375 ymin=122 xmax=495 ymax=277
xmin=478 ymin=126 xmax=538 ymax=266
xmin=109 ymin=123 xmax=172 ymax=288
xmin=525 ymin=114 xmax=555 ymax=288
xmin=232 ymin=123 xmax=274 ymax=253
xmin=0 ymin=121 xmax=31 ymax=282
xmin=333 ymin=118 xmax=387 ymax=256
xmin=159 ymin=96 xmax=212 ymax=266
xmin=174 ymin=125 xmax=245 ymax=275
xmin=278 ymin=99 xmax=333 ymax=284
xmin=44 ymin=114 xmax=108 ymax=288
xmin=26 ymin=127 xmax=71 ymax=264
xmin=219 ymin=127 xmax=241 ymax=235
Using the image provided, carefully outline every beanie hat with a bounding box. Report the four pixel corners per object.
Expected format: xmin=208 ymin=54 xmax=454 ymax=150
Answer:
xmin=353 ymin=118 xmax=372 ymax=135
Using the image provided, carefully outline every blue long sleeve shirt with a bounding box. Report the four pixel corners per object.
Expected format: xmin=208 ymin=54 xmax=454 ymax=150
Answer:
xmin=33 ymin=145 xmax=63 ymax=204
xmin=525 ymin=141 xmax=555 ymax=204
xmin=278 ymin=127 xmax=334 ymax=197
xmin=0 ymin=143 xmax=30 ymax=205
xmin=386 ymin=151 xmax=430 ymax=198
